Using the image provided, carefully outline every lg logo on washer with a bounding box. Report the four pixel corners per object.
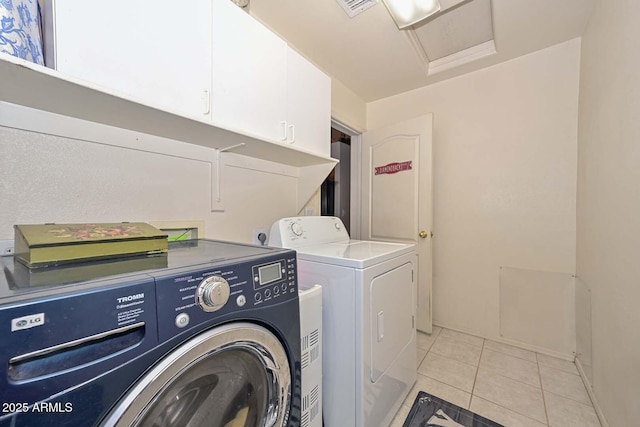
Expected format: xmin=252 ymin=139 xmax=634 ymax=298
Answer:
xmin=11 ymin=313 xmax=45 ymax=332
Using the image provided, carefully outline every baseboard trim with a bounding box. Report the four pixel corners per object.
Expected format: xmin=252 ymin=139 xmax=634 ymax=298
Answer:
xmin=576 ymin=357 xmax=609 ymax=427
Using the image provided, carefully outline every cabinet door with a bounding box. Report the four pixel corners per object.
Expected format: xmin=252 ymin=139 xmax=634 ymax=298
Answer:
xmin=211 ymin=0 xmax=287 ymax=142
xmin=286 ymin=48 xmax=331 ymax=157
xmin=50 ymin=0 xmax=212 ymax=120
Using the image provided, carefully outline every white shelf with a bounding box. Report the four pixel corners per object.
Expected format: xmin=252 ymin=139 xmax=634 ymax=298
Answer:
xmin=0 ymin=53 xmax=338 ymax=168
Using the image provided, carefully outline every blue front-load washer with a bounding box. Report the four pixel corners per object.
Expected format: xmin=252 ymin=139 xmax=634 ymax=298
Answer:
xmin=0 ymin=239 xmax=301 ymax=427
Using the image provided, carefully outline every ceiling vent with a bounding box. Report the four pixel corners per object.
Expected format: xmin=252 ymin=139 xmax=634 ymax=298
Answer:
xmin=335 ymin=0 xmax=379 ymax=18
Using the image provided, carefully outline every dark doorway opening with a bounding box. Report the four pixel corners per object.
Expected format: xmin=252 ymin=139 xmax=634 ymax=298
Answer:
xmin=321 ymin=128 xmax=351 ymax=234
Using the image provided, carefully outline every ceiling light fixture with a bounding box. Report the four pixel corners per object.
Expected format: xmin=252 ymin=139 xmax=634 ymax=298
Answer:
xmin=382 ymin=0 xmax=441 ymax=29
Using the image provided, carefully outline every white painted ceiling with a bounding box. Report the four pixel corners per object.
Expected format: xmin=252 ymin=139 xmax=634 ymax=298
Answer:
xmin=249 ymin=0 xmax=596 ymax=102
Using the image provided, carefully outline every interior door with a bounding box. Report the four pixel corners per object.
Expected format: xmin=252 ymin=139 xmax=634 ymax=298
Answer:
xmin=361 ymin=114 xmax=433 ymax=333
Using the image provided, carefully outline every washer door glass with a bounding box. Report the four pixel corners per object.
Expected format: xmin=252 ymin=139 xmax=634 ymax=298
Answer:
xmin=103 ymin=323 xmax=291 ymax=427
xmin=136 ymin=347 xmax=268 ymax=426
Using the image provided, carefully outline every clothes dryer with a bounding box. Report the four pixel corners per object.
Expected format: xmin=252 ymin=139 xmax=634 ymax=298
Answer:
xmin=270 ymin=217 xmax=417 ymax=427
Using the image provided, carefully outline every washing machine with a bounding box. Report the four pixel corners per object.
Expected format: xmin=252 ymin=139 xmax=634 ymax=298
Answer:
xmin=270 ymin=216 xmax=417 ymax=427
xmin=0 ymin=239 xmax=301 ymax=427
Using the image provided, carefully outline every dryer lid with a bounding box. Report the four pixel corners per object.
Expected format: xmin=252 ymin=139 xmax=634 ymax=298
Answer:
xmin=269 ymin=216 xmax=415 ymax=268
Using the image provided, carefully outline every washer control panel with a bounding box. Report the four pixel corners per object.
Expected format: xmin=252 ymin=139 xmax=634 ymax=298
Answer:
xmin=251 ymin=259 xmax=296 ymax=304
xmin=155 ymin=251 xmax=297 ymax=342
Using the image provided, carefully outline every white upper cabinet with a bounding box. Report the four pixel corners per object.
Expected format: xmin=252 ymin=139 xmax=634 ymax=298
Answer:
xmin=286 ymin=48 xmax=331 ymax=157
xmin=37 ymin=0 xmax=331 ymax=159
xmin=43 ymin=0 xmax=213 ymax=120
xmin=211 ymin=0 xmax=288 ymax=142
xmin=211 ymin=0 xmax=331 ymax=157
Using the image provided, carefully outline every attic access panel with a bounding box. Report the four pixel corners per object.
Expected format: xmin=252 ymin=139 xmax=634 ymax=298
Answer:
xmin=413 ymin=0 xmax=496 ymax=74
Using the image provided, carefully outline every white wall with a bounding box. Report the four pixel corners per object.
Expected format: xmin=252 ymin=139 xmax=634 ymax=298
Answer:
xmin=577 ymin=1 xmax=640 ymax=425
xmin=331 ymin=79 xmax=367 ymax=132
xmin=367 ymin=40 xmax=581 ymax=346
xmin=0 ymin=102 xmax=302 ymax=245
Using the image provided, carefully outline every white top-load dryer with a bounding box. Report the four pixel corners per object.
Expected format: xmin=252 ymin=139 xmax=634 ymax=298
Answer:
xmin=270 ymin=216 xmax=417 ymax=427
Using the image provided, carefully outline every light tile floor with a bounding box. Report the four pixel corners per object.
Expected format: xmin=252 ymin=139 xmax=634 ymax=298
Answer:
xmin=391 ymin=327 xmax=602 ymax=427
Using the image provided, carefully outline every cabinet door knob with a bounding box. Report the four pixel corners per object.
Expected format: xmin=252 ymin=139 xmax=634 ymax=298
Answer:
xmin=419 ymin=230 xmax=431 ymax=239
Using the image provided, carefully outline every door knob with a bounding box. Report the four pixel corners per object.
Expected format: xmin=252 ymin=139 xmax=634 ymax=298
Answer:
xmin=419 ymin=230 xmax=428 ymax=239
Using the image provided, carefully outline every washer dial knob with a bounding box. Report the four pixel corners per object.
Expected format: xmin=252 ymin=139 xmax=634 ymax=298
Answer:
xmin=196 ymin=276 xmax=230 ymax=312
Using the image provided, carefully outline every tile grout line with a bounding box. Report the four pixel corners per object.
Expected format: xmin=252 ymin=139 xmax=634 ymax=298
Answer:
xmin=470 ymin=372 xmax=551 ymax=424
xmin=469 ymin=337 xmax=486 ymax=410
xmin=537 ymin=356 xmax=581 ymax=376
xmin=417 ymin=325 xmax=442 ymax=352
xmin=415 ymin=370 xmax=474 ymax=396
xmin=470 ymin=334 xmax=549 ymax=425
xmin=543 ymin=389 xmax=603 ymax=411
xmin=538 ymin=361 xmax=581 ymax=377
xmin=478 ymin=338 xmax=546 ymax=394
xmin=425 ymin=329 xmax=551 ymax=425
xmin=537 ymin=353 xmax=551 ymax=426
xmin=418 ymin=328 xmax=479 ymax=402
xmin=477 ymin=398 xmax=552 ymax=426
xmin=428 ymin=349 xmax=482 ymax=369
xmin=436 ymin=334 xmax=485 ymax=347
xmin=429 ymin=329 xmax=484 ymax=371
xmin=440 ymin=329 xmax=485 ymax=348
xmin=475 ymin=340 xmax=545 ymax=391
xmin=538 ymin=364 xmax=597 ymax=406
xmin=483 ymin=343 xmax=539 ymax=364
xmin=472 ymin=394 xmax=553 ymax=426
xmin=471 ymin=339 xmax=553 ymax=424
xmin=479 ymin=354 xmax=545 ymax=390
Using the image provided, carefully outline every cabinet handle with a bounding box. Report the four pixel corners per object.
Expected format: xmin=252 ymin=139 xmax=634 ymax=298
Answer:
xmin=280 ymin=121 xmax=287 ymax=141
xmin=202 ymin=90 xmax=210 ymax=115
xmin=288 ymin=124 xmax=295 ymax=144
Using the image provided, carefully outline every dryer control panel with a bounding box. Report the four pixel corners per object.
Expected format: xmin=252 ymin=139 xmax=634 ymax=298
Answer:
xmin=269 ymin=216 xmax=350 ymax=248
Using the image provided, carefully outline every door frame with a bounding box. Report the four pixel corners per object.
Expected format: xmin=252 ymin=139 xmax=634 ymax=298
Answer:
xmin=331 ymin=119 xmax=362 ymax=240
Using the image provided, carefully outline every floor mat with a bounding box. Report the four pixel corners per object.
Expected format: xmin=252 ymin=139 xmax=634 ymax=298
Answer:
xmin=403 ymin=391 xmax=504 ymax=427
